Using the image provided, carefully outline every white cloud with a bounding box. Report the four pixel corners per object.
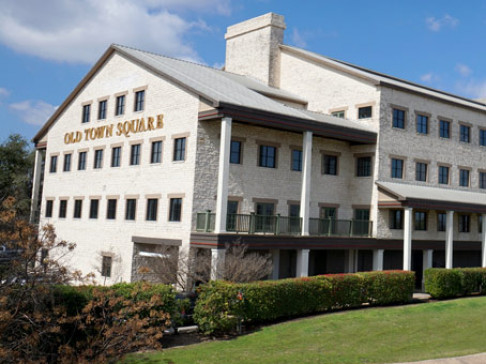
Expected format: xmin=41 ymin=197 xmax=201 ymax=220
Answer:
xmin=455 ymin=63 xmax=472 ymax=77
xmin=290 ymin=28 xmax=307 ymax=48
xmin=0 ymin=0 xmax=231 ymax=64
xmin=426 ymin=14 xmax=459 ymax=32
xmin=9 ymin=100 xmax=57 ymax=126
xmin=0 ymin=87 xmax=9 ymax=98
xmin=420 ymin=73 xmax=440 ymax=83
xmin=456 ymin=80 xmax=486 ymax=99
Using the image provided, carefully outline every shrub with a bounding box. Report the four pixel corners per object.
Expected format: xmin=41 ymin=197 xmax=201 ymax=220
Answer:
xmin=360 ymin=270 xmax=415 ymax=305
xmin=425 ymin=268 xmax=486 ymax=299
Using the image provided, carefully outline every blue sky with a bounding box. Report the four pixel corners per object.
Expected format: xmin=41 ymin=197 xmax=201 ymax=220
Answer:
xmin=1 ymin=0 xmax=485 ymax=144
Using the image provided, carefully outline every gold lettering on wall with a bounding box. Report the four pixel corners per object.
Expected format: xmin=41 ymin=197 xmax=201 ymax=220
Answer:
xmin=64 ymin=114 xmax=164 ymax=144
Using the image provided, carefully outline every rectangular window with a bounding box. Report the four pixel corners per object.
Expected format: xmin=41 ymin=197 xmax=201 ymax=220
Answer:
xmin=116 ymin=95 xmax=125 ymax=116
xmin=358 ymin=106 xmax=372 ymax=119
xmin=391 ymin=158 xmax=404 ymax=179
xmin=230 ymin=140 xmax=241 ymax=164
xmin=439 ymin=120 xmax=450 ymax=139
xmin=134 ymin=90 xmax=145 ymax=112
xmin=480 ymin=172 xmax=486 ymax=189
xmin=101 ymin=256 xmax=112 ymax=278
xmin=106 ymin=199 xmax=117 ymax=220
xmin=459 ymin=214 xmax=470 ymax=233
xmin=94 ymin=149 xmax=103 ymax=169
xmin=320 ymin=207 xmax=336 ymax=220
xmin=50 ymin=155 xmax=58 ymax=173
xmin=259 ymin=145 xmax=277 ymax=168
xmin=480 ymin=129 xmax=486 ymax=146
xmin=459 ymin=169 xmax=470 ymax=187
xmin=151 ymin=141 xmax=162 ymax=164
xmin=78 ymin=151 xmax=87 ymax=170
xmin=438 ymin=165 xmax=449 ymax=184
xmin=130 ymin=144 xmax=141 ymax=165
xmin=323 ymin=155 xmax=338 ymax=175
xmin=98 ymin=100 xmax=107 ymax=120
xmin=390 ymin=210 xmax=403 ymax=229
xmin=256 ymin=202 xmax=275 ymax=216
xmin=82 ymin=104 xmax=90 ymax=123
xmin=415 ymin=162 xmax=427 ymax=182
xmin=89 ymin=199 xmax=99 ymax=219
xmin=437 ymin=213 xmax=446 ymax=232
xmin=111 ymin=147 xmax=121 ymax=167
xmin=392 ymin=108 xmax=405 ymax=129
xmin=356 ymin=156 xmax=372 ymax=177
xmin=125 ymin=199 xmax=137 ymax=220
xmin=169 ymin=198 xmax=182 ymax=222
xmin=173 ymin=137 xmax=186 ymax=161
xmin=414 ymin=211 xmax=427 ymax=230
xmin=291 ymin=149 xmax=302 ymax=171
xmin=59 ymin=200 xmax=67 ymax=218
xmin=460 ymin=125 xmax=470 ymax=143
xmin=45 ymin=200 xmax=53 ymax=218
xmin=146 ymin=198 xmax=158 ymax=221
xmin=74 ymin=199 xmax=82 ymax=218
xmin=331 ymin=110 xmax=345 ymax=118
xmin=63 ymin=154 xmax=71 ymax=172
xmin=416 ymin=114 xmax=428 ymax=134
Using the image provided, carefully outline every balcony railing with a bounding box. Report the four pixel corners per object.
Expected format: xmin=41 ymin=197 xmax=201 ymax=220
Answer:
xmin=195 ymin=211 xmax=372 ymax=237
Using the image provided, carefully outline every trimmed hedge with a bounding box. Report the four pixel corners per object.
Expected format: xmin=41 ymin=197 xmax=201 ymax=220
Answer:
xmin=194 ymin=271 xmax=415 ymax=334
xmin=425 ymin=268 xmax=486 ymax=299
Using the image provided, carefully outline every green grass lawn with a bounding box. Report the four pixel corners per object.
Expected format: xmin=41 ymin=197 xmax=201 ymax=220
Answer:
xmin=127 ymin=296 xmax=486 ymax=364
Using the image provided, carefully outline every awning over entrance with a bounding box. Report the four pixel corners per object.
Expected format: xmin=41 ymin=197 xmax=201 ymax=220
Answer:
xmin=377 ymin=181 xmax=486 ymax=213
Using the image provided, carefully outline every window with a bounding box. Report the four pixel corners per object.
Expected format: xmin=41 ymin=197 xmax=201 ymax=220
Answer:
xmin=390 ymin=210 xmax=403 ymax=229
xmin=437 ymin=213 xmax=447 ymax=232
xmin=323 ymin=155 xmax=338 ymax=175
xmin=459 ymin=214 xmax=470 ymax=233
xmin=256 ymin=202 xmax=275 ymax=216
xmin=460 ymin=125 xmax=470 ymax=143
xmin=59 ymin=200 xmax=67 ymax=218
xmin=391 ymin=158 xmax=404 ymax=179
xmin=169 ymin=198 xmax=182 ymax=222
xmin=227 ymin=200 xmax=239 ymax=231
xmin=415 ymin=162 xmax=427 ymax=182
xmin=130 ymin=144 xmax=141 ymax=165
xmin=414 ymin=211 xmax=427 ymax=230
xmin=146 ymin=198 xmax=158 ymax=221
xmin=320 ymin=207 xmax=336 ymax=219
xmin=107 ymin=199 xmax=117 ymax=219
xmin=50 ymin=155 xmax=58 ymax=173
xmin=459 ymin=169 xmax=470 ymax=187
xmin=480 ymin=129 xmax=486 ymax=146
xmin=98 ymin=100 xmax=107 ymax=120
xmin=392 ymin=109 xmax=405 ymax=129
xmin=111 ymin=147 xmax=121 ymax=167
xmin=45 ymin=200 xmax=53 ymax=218
xmin=78 ymin=151 xmax=87 ymax=170
xmin=125 ymin=199 xmax=137 ymax=220
xmin=82 ymin=104 xmax=90 ymax=123
xmin=74 ymin=200 xmax=82 ymax=218
xmin=439 ymin=120 xmax=450 ymax=139
xmin=151 ymin=141 xmax=162 ymax=164
xmin=63 ymin=154 xmax=71 ymax=172
xmin=331 ymin=110 xmax=345 ymax=118
xmin=358 ymin=106 xmax=372 ymax=119
xmin=480 ymin=172 xmax=486 ymax=189
xmin=89 ymin=199 xmax=99 ymax=219
xmin=438 ymin=165 xmax=449 ymax=184
xmin=116 ymin=95 xmax=125 ymax=116
xmin=289 ymin=204 xmax=300 ymax=217
xmin=173 ymin=137 xmax=186 ymax=161
xmin=416 ymin=114 xmax=428 ymax=134
xmin=94 ymin=149 xmax=103 ymax=169
xmin=291 ymin=149 xmax=302 ymax=171
xmin=355 ymin=209 xmax=370 ymax=221
xmin=259 ymin=145 xmax=276 ymax=168
xmin=101 ymin=256 xmax=112 ymax=278
xmin=134 ymin=90 xmax=145 ymax=112
xmin=230 ymin=140 xmax=241 ymax=164
xmin=356 ymin=156 xmax=372 ymax=177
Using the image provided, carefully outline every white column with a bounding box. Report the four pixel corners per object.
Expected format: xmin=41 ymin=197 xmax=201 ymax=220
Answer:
xmin=403 ymin=207 xmax=413 ymax=270
xmin=372 ymin=249 xmax=384 ymax=271
xmin=300 ymin=131 xmax=313 ymax=236
xmin=347 ymin=249 xmax=356 ymax=273
xmin=214 ymin=117 xmax=232 ymax=233
xmin=296 ymin=249 xmax=310 ymax=277
xmin=482 ymin=214 xmax=486 ymax=268
xmin=446 ymin=210 xmax=454 ymax=269
xmin=210 ymin=248 xmax=225 ymax=281
xmin=271 ymin=249 xmax=280 ymax=280
xmin=423 ymin=249 xmax=433 ymax=288
xmin=30 ymin=149 xmax=43 ymax=223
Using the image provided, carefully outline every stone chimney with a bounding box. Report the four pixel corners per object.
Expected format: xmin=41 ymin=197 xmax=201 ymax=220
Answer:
xmin=225 ymin=13 xmax=285 ymax=87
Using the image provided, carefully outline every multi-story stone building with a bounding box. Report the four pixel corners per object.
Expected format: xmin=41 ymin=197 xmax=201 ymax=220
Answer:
xmin=31 ymin=13 xmax=486 ymax=286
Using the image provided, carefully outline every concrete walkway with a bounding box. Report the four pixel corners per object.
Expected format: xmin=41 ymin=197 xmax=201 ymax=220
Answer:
xmin=394 ymin=352 xmax=486 ymax=363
